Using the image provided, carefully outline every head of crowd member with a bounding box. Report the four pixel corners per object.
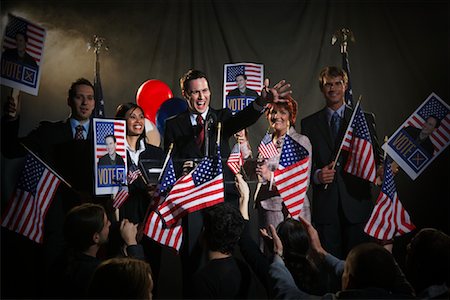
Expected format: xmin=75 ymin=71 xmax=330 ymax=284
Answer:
xmin=63 ymin=203 xmax=111 ymax=254
xmin=341 ymin=243 xmax=397 ymax=291
xmin=318 ymin=66 xmax=348 ymax=109
xmin=203 ymin=202 xmax=244 ymax=256
xmin=180 ymin=69 xmax=210 ymax=114
xmin=265 ymin=95 xmax=298 ymax=135
xmin=67 ymin=78 xmax=95 ymax=123
xmin=15 ymin=31 xmax=28 ymax=57
xmin=104 ymin=135 xmax=117 ymax=156
xmin=405 ymin=228 xmax=450 ymax=295
xmin=88 ymin=257 xmax=153 ymax=299
xmin=235 ymin=74 xmax=247 ymax=91
xmin=115 ymin=102 xmax=146 ymax=138
xmin=277 ymin=218 xmax=320 ymax=293
xmin=420 ymin=115 xmax=441 ymax=138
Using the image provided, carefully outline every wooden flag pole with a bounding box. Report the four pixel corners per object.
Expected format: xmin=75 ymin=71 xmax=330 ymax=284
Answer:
xmin=21 ymin=143 xmax=72 ymax=188
xmin=324 ymin=98 xmax=361 ymax=190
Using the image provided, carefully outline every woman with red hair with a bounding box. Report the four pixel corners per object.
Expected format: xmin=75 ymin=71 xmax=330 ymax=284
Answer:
xmin=256 ymin=96 xmax=312 ymax=251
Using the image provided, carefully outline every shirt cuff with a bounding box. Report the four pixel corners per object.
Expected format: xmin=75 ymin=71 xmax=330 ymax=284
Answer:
xmin=252 ymin=99 xmax=267 ymax=113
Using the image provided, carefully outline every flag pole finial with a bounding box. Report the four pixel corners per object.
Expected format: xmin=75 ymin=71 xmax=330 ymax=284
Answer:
xmin=331 ymin=28 xmax=355 ymax=54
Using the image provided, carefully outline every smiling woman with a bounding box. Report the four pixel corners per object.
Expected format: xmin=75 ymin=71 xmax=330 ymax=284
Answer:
xmin=113 ymin=102 xmax=164 ymax=296
xmin=255 ymin=95 xmax=313 ymax=253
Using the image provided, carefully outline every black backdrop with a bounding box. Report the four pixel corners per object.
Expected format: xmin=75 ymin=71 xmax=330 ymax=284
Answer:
xmin=1 ymin=0 xmax=449 ymax=298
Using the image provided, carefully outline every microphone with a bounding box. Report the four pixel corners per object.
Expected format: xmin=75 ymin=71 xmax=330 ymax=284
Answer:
xmin=204 ymin=114 xmax=216 ymax=157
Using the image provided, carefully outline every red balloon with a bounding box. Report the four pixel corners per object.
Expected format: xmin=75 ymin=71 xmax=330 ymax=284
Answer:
xmin=136 ymin=79 xmax=173 ymax=123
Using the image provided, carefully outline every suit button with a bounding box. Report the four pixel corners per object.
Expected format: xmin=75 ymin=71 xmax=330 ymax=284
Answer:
xmin=336 ymin=162 xmax=341 ymax=167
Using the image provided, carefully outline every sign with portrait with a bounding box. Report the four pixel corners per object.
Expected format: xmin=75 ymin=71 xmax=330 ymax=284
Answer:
xmin=223 ymin=62 xmax=264 ymax=113
xmin=94 ymin=118 xmax=128 ymax=195
xmin=384 ymin=93 xmax=449 ymax=180
xmin=0 ymin=14 xmax=46 ymax=95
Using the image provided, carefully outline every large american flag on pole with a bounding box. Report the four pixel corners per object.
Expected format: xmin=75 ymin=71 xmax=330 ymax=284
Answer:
xmin=364 ymin=157 xmax=415 ymax=240
xmin=273 ymin=135 xmax=310 ymax=219
xmin=342 ymin=102 xmax=377 ymax=183
xmin=258 ymin=132 xmax=279 ymax=159
xmin=157 ymin=148 xmax=224 ymax=227
xmin=144 ymin=159 xmax=183 ymax=252
xmin=2 ymin=14 xmax=46 ymax=64
xmin=227 ymin=143 xmax=243 ymax=175
xmin=342 ymin=52 xmax=354 ymax=109
xmin=1 ymin=154 xmax=61 ymax=243
xmin=405 ymin=94 xmax=450 ymax=154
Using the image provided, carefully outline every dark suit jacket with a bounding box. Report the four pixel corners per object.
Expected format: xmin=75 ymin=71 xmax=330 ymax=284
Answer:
xmin=300 ymin=105 xmax=382 ymax=225
xmin=2 ymin=117 xmax=95 ymax=200
xmin=227 ymin=87 xmax=259 ymax=98
xmin=164 ymin=104 xmax=263 ymax=256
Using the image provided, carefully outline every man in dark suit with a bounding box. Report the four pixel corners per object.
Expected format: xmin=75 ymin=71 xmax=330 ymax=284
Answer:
xmin=1 ymin=78 xmax=104 ymax=297
xmin=164 ymin=69 xmax=291 ymax=296
xmin=301 ymin=66 xmax=382 ymax=260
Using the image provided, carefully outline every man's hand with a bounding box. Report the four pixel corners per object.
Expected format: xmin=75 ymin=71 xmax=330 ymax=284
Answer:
xmin=5 ymin=92 xmax=21 ymax=120
xmin=258 ymin=78 xmax=292 ymax=106
xmin=318 ymin=162 xmax=336 ymax=184
xmin=120 ymin=219 xmax=138 ymax=246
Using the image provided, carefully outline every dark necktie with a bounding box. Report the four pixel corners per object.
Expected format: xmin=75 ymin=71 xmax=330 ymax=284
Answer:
xmin=330 ymin=112 xmax=341 ymax=141
xmin=195 ymin=115 xmax=204 ymax=149
xmin=75 ymin=125 xmax=84 ymax=140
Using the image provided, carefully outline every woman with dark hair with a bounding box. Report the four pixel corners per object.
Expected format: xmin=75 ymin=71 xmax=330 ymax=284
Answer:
xmin=276 ymin=218 xmax=324 ymax=294
xmin=88 ymin=257 xmax=154 ymax=299
xmin=255 ymin=96 xmax=312 ymax=246
xmin=235 ymin=174 xmax=326 ymax=297
xmin=113 ymin=102 xmax=164 ymax=295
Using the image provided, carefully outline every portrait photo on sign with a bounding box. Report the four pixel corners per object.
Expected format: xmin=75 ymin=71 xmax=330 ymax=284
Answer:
xmin=223 ymin=62 xmax=264 ymax=113
xmin=93 ymin=118 xmax=127 ymax=195
xmin=383 ymin=93 xmax=450 ymax=180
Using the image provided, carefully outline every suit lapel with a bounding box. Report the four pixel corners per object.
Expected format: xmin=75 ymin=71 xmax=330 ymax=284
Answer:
xmin=317 ymin=108 xmax=334 ymax=151
xmin=179 ymin=111 xmax=203 ymax=157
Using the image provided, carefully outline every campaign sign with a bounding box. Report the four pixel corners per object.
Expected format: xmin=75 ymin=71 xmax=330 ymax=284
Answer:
xmin=0 ymin=14 xmax=46 ymax=95
xmin=223 ymin=62 xmax=263 ymax=112
xmin=94 ymin=118 xmax=127 ymax=195
xmin=384 ymin=93 xmax=449 ymax=180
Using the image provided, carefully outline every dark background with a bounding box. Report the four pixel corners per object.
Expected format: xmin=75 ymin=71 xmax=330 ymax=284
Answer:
xmin=1 ymin=0 xmax=449 ymax=298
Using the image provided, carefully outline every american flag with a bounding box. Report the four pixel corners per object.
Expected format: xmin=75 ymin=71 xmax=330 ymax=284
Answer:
xmin=1 ymin=154 xmax=61 ymax=243
xmin=258 ymin=132 xmax=279 ymax=159
xmin=144 ymin=159 xmax=183 ymax=252
xmin=112 ymin=185 xmax=129 ymax=209
xmin=342 ymin=102 xmax=377 ymax=183
xmin=223 ymin=63 xmax=263 ymax=96
xmin=95 ymin=120 xmax=126 ymax=162
xmin=342 ymin=52 xmax=354 ymax=108
xmin=273 ymin=135 xmax=310 ymax=218
xmin=364 ymin=157 xmax=415 ymax=240
xmin=2 ymin=14 xmax=46 ymax=64
xmin=406 ymin=95 xmax=450 ymax=154
xmin=157 ymin=148 xmax=224 ymax=227
xmin=94 ymin=65 xmax=105 ymax=118
xmin=227 ymin=143 xmax=243 ymax=175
